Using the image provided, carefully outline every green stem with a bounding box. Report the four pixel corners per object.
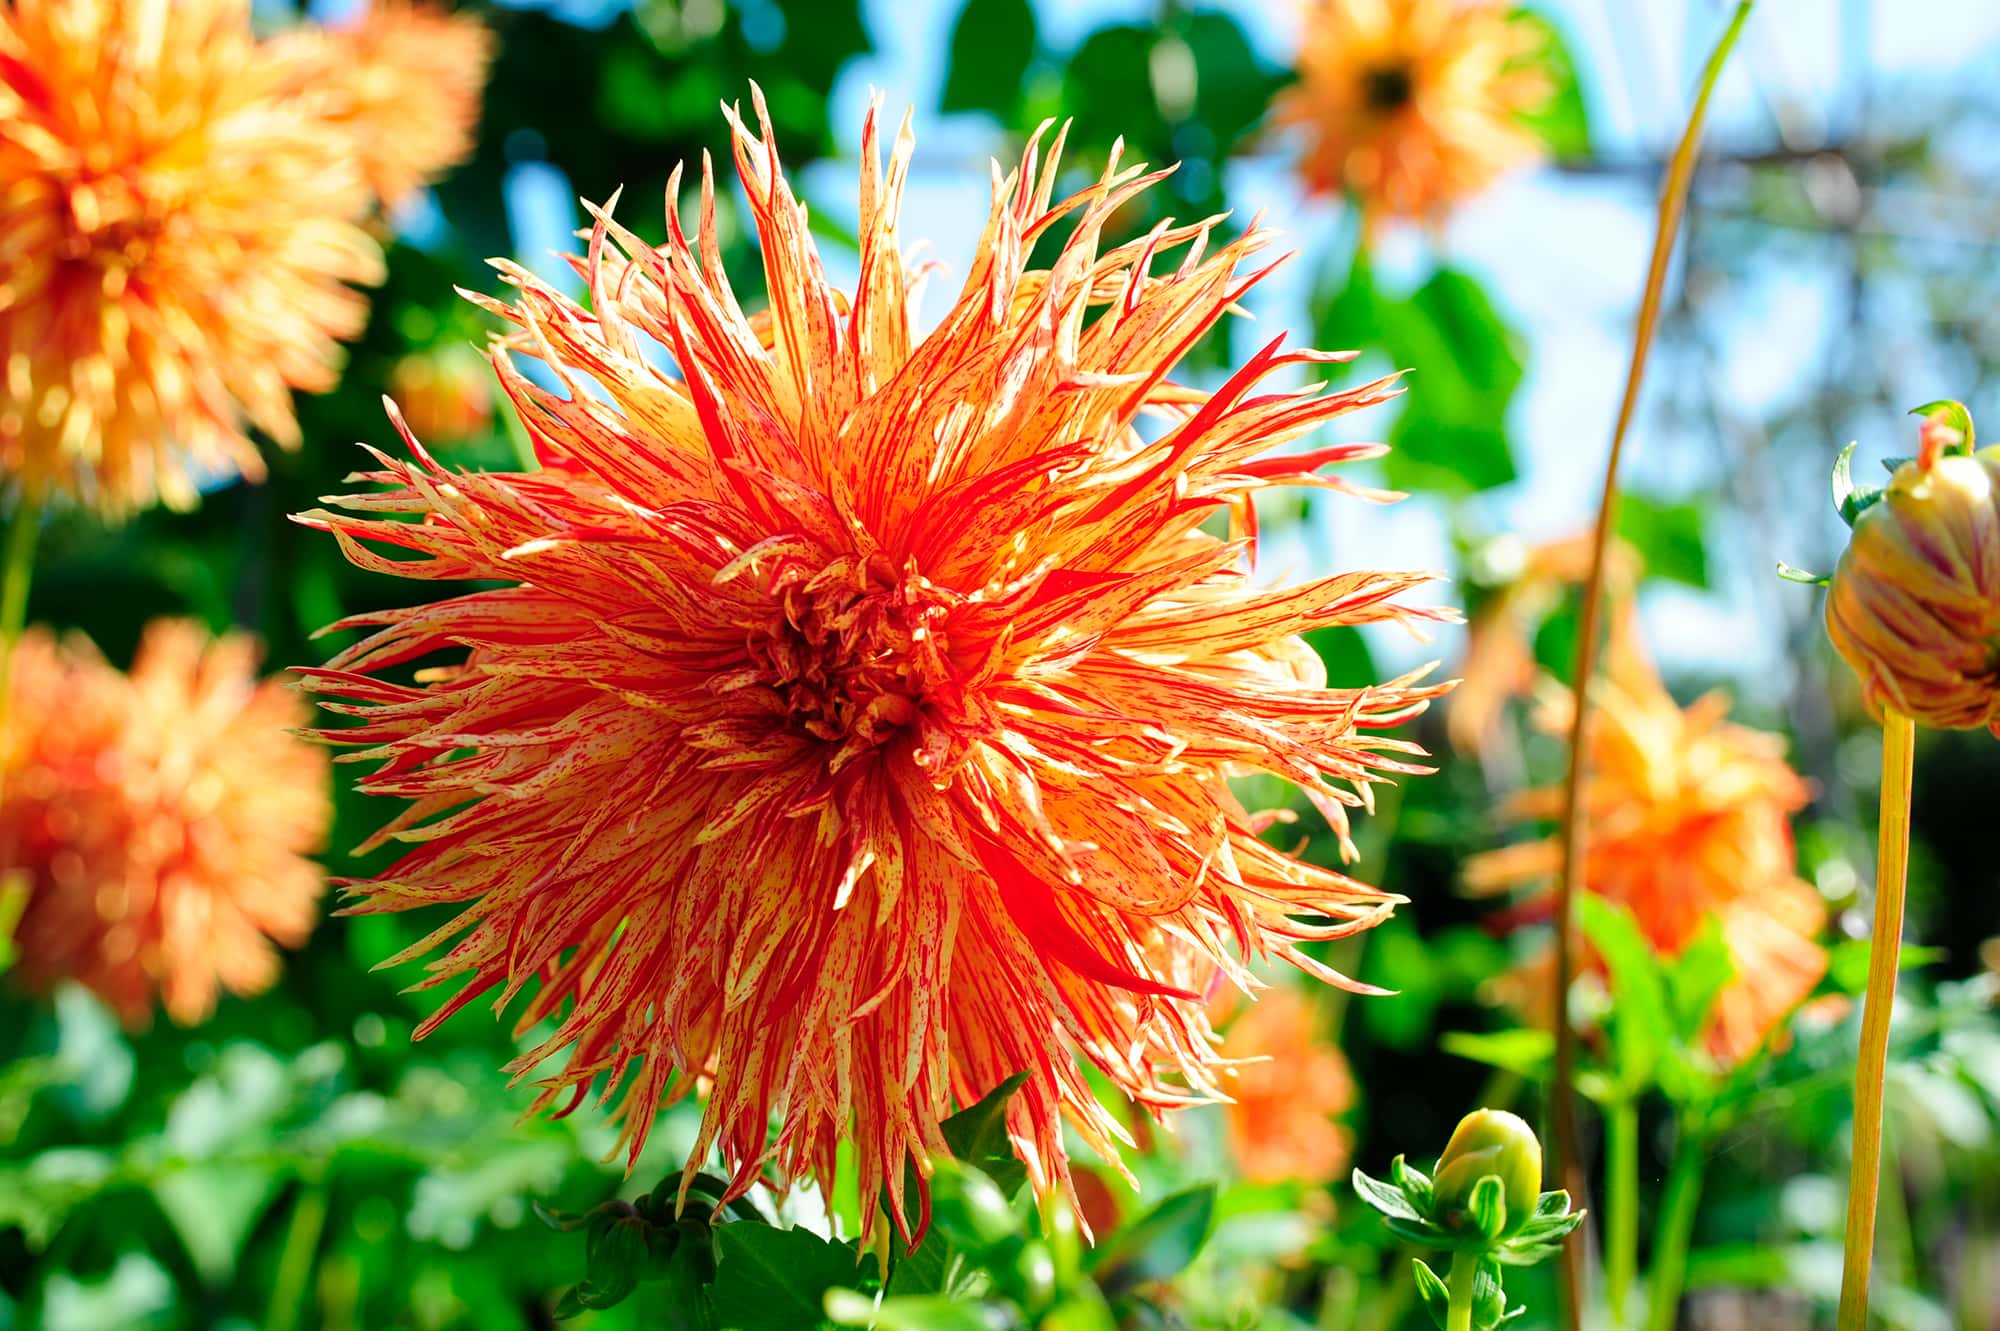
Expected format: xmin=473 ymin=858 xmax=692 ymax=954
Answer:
xmin=265 ymin=1180 xmax=329 ymax=1331
xmin=1838 ymin=708 xmax=1917 ymax=1330
xmin=1605 ymin=1098 xmax=1640 ymax=1327
xmin=1446 ymin=1251 xmax=1479 ymax=1331
xmin=1644 ymin=1116 xmax=1712 ymax=1331
xmin=0 ymin=492 xmax=42 ymax=714
xmin=1546 ymin=8 xmax=1754 ymax=1328
xmin=0 ymin=494 xmax=43 ymax=858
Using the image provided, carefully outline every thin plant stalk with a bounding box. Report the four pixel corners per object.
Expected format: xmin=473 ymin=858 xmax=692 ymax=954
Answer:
xmin=265 ymin=1178 xmax=329 ymax=1331
xmin=1604 ymin=1098 xmax=1640 ymax=1327
xmin=1837 ymin=708 xmax=1917 ymax=1330
xmin=1545 ymin=6 xmax=1752 ymax=1324
xmin=1446 ymin=1251 xmax=1479 ymax=1331
xmin=1643 ymin=1114 xmax=1713 ymax=1331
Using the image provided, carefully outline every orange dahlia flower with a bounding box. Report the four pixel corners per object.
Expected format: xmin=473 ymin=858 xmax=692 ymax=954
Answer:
xmin=1465 ymin=612 xmax=1824 ymax=1062
xmin=1276 ymin=0 xmax=1549 ymax=230
xmin=1215 ymin=986 xmax=1355 ymax=1186
xmin=267 ymin=2 xmax=494 ymax=212
xmin=0 ymin=0 xmax=383 ymax=515
xmin=2 ymin=620 xmax=331 ymax=1028
xmin=301 ymin=92 xmax=1452 ymax=1238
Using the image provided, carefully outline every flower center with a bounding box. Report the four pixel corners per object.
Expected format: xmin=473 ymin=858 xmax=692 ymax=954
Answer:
xmin=745 ymin=554 xmax=951 ymax=754
xmin=1362 ymin=64 xmax=1416 ymax=112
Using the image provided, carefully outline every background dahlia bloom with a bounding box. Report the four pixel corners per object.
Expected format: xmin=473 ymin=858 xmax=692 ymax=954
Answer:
xmin=0 ymin=0 xmax=384 ymax=515
xmin=267 ymin=2 xmax=495 ymax=212
xmin=2 ymin=620 xmax=331 ymax=1028
xmin=1465 ymin=611 xmax=1824 ymax=1062
xmin=1276 ymin=0 xmax=1549 ymax=230
xmin=302 ymin=93 xmax=1452 ymax=1237
xmin=1448 ymin=531 xmax=1639 ymax=759
xmin=1213 ymin=986 xmax=1355 ymax=1185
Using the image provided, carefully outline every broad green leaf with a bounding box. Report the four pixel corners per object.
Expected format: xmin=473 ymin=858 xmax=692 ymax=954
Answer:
xmin=1085 ymin=1184 xmax=1215 ymax=1290
xmin=153 ymin=1167 xmax=280 ymax=1283
xmin=1615 ymin=492 xmax=1709 ymax=587
xmin=1303 ymin=624 xmax=1377 ymax=690
xmin=710 ymin=1222 xmax=869 ymax=1331
xmin=1663 ymin=920 xmax=1735 ymax=1043
xmin=941 ymin=1071 xmax=1030 ymax=1198
xmin=939 ymin=0 xmax=1036 ymax=118
xmin=1577 ymin=895 xmax=1672 ymax=1097
xmin=1826 ymin=939 xmax=1943 ymax=995
xmin=1441 ymin=1030 xmax=1555 ymax=1080
xmin=1509 ymin=9 xmax=1591 ymax=158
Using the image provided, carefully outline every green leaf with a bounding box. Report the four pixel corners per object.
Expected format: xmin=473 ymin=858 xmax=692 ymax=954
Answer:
xmin=1468 ymin=1175 xmax=1508 ymax=1241
xmin=1827 ymin=939 xmax=1944 ymax=995
xmin=1472 ymin=1255 xmax=1512 ymax=1331
xmin=1831 ymin=442 xmax=1884 ymax=526
xmin=1411 ymin=1258 xmax=1452 ymax=1331
xmin=1509 ymin=9 xmax=1591 ymax=158
xmin=1303 ymin=624 xmax=1377 ymax=690
xmin=1664 ymin=920 xmax=1735 ymax=1044
xmin=1085 ymin=1184 xmax=1214 ymax=1290
xmin=1389 ymin=1157 xmax=1436 ymax=1218
xmin=1909 ymin=398 xmax=1975 ymax=454
xmin=1776 ymin=561 xmax=1830 ymax=587
xmin=1615 ymin=492 xmax=1708 ymax=588
xmin=711 ymin=1222 xmax=869 ymax=1331
xmin=1441 ymin=1030 xmax=1555 ymax=1080
xmin=1577 ymin=895 xmax=1673 ymax=1097
xmin=1352 ymin=1165 xmax=1422 ymax=1222
xmin=826 ymin=1289 xmax=1004 ymax=1331
xmin=939 ymin=0 xmax=1036 ymax=118
xmin=1381 ymin=269 xmax=1525 ymax=496
xmin=941 ymin=1071 xmax=1030 ymax=1199
xmin=153 ymin=1167 xmax=279 ymax=1283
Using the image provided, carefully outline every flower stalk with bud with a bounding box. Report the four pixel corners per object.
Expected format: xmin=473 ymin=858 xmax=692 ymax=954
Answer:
xmin=1353 ymin=1109 xmax=1582 ymax=1331
xmin=1788 ymin=401 xmax=1997 ymax=1330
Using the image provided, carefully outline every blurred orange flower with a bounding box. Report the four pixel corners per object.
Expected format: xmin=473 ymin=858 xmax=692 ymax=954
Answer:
xmin=1465 ymin=611 xmax=1825 ymax=1062
xmin=268 ymin=2 xmax=494 ymax=212
xmin=301 ymin=93 xmax=1452 ymax=1240
xmin=387 ymin=345 xmax=493 ymax=444
xmin=1277 ymin=0 xmax=1549 ymax=230
xmin=2 ymin=620 xmax=330 ymax=1028
xmin=0 ymin=0 xmax=383 ymax=514
xmin=1449 ymin=531 xmax=1639 ymax=759
xmin=1216 ymin=986 xmax=1355 ymax=1185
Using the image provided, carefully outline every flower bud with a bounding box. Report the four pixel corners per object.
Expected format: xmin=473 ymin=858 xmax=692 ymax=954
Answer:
xmin=1432 ymin=1109 xmax=1543 ymax=1237
xmin=1826 ymin=443 xmax=2000 ymax=735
